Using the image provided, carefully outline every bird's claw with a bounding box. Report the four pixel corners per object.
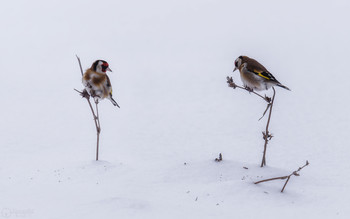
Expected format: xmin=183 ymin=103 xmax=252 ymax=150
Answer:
xmin=80 ymin=89 xmax=90 ymax=99
xmin=244 ymin=86 xmax=254 ymax=93
xmin=264 ymin=95 xmax=272 ymax=103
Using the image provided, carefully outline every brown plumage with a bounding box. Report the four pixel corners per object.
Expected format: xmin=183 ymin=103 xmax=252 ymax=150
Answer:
xmin=82 ymin=60 xmax=120 ymax=107
xmin=233 ymin=55 xmax=290 ymax=91
xmin=83 ymin=69 xmax=109 ymax=98
xmin=239 ymin=56 xmax=269 ymax=73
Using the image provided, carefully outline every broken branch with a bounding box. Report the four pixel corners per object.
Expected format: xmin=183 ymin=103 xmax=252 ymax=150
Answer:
xmin=226 ymin=77 xmax=270 ymax=103
xmin=254 ymin=161 xmax=310 ymax=192
xmin=75 ymin=55 xmax=101 ymax=161
xmin=226 ymin=76 xmax=276 ymax=167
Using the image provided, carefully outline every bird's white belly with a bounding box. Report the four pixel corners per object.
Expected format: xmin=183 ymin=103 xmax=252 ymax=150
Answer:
xmin=240 ymin=70 xmax=271 ymax=91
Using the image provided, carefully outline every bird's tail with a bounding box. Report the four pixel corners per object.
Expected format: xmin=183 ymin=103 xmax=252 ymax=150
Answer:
xmin=109 ymin=97 xmax=120 ymax=108
xmin=276 ymin=83 xmax=291 ymax=91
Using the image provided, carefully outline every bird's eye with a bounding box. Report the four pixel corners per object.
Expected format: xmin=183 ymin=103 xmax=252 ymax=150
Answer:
xmin=235 ymin=61 xmax=238 ymax=67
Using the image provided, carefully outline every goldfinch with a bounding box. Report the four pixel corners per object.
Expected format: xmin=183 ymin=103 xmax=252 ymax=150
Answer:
xmin=82 ymin=60 xmax=120 ymax=107
xmin=233 ymin=56 xmax=290 ymax=91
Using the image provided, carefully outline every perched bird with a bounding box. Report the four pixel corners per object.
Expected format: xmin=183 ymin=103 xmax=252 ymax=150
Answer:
xmin=233 ymin=56 xmax=290 ymax=91
xmin=82 ymin=60 xmax=120 ymax=107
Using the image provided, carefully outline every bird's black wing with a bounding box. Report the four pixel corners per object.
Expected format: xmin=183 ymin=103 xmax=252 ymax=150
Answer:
xmin=251 ymin=69 xmax=279 ymax=82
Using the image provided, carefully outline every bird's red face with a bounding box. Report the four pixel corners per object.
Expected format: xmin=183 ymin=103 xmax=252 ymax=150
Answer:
xmin=101 ymin=61 xmax=112 ymax=73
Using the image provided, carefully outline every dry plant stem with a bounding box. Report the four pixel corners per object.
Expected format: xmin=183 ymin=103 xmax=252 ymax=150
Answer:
xmin=281 ymin=176 xmax=291 ymax=193
xmin=226 ymin=77 xmax=269 ymax=102
xmin=215 ymin=153 xmax=223 ymax=162
xmin=94 ymin=101 xmax=101 ymax=161
xmin=74 ymin=89 xmax=101 ymax=161
xmin=254 ymin=161 xmax=310 ymax=193
xmin=75 ymin=55 xmax=101 ymax=161
xmin=261 ymin=87 xmax=275 ymax=167
xmin=76 ymin=55 xmax=84 ymax=76
xmin=226 ymin=77 xmax=275 ymax=167
xmin=259 ymin=103 xmax=271 ymax=121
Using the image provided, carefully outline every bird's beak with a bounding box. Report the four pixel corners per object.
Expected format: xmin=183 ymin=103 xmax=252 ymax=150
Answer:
xmin=233 ymin=67 xmax=237 ymax=72
xmin=107 ymin=67 xmax=112 ymax=72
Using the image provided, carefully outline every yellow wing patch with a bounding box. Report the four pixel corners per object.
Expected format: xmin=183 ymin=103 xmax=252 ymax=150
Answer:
xmin=253 ymin=69 xmax=271 ymax=80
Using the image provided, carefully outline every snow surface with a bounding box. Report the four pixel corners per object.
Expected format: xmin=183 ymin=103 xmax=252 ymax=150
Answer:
xmin=1 ymin=0 xmax=350 ymax=218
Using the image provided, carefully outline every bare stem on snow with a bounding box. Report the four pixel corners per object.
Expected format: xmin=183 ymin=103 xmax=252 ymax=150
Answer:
xmin=254 ymin=160 xmax=309 ymax=192
xmin=75 ymin=55 xmax=101 ymax=161
xmin=226 ymin=76 xmax=275 ymax=167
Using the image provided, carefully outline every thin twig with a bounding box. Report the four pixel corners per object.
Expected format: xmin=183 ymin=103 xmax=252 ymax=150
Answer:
xmin=95 ymin=101 xmax=101 ymax=131
xmin=254 ymin=161 xmax=310 ymax=193
xmin=261 ymin=87 xmax=275 ymax=167
xmin=226 ymin=77 xmax=270 ymax=103
xmin=281 ymin=176 xmax=291 ymax=193
xmin=75 ymin=55 xmax=101 ymax=161
xmin=254 ymin=176 xmax=288 ymax=184
xmin=74 ymin=89 xmax=100 ymax=139
xmin=226 ymin=76 xmax=275 ymax=167
xmin=258 ymin=103 xmax=271 ymax=121
xmin=76 ymin=55 xmax=84 ymax=76
xmin=94 ymin=101 xmax=101 ymax=161
xmin=215 ymin=153 xmax=223 ymax=162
